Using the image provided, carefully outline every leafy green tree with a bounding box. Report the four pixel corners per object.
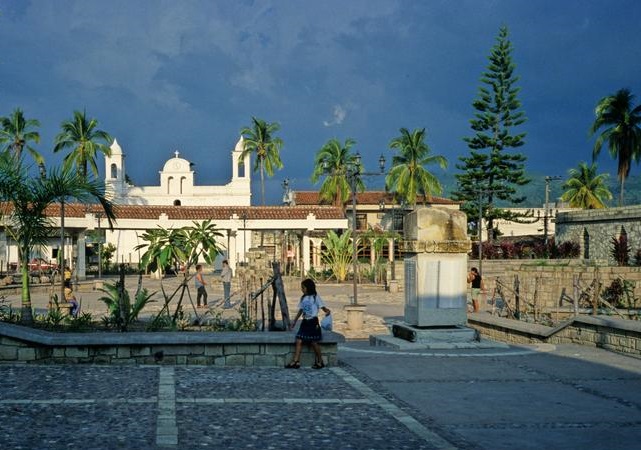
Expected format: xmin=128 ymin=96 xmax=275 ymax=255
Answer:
xmin=452 ymin=26 xmax=529 ymax=241
xmin=311 ymin=138 xmax=363 ymax=207
xmin=0 ymin=155 xmax=115 ymax=325
xmin=386 ymin=127 xmax=447 ymax=207
xmin=590 ymin=88 xmax=641 ymax=206
xmin=53 ymin=110 xmax=113 ymax=180
xmin=135 ymin=220 xmax=224 ymax=324
xmin=321 ymin=230 xmax=354 ymax=282
xmin=560 ymin=162 xmax=612 ymax=209
xmin=0 ymin=108 xmax=44 ymax=164
xmin=239 ymin=117 xmax=284 ymax=205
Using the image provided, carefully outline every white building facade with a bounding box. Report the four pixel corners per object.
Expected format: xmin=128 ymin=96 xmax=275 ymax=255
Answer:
xmin=105 ymin=137 xmax=251 ymax=206
xmin=0 ymin=136 xmax=348 ymax=279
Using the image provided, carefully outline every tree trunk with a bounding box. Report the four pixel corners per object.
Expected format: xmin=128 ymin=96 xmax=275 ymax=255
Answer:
xmin=260 ymin=162 xmax=265 ymax=206
xmin=20 ymin=254 xmax=33 ymax=325
xmin=619 ymin=176 xmax=625 ymax=207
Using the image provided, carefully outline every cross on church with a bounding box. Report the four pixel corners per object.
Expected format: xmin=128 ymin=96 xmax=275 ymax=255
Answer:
xmin=174 ymin=150 xmax=181 ymax=158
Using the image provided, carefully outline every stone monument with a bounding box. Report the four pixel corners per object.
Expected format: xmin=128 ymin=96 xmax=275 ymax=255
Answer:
xmin=376 ymin=207 xmax=479 ymax=346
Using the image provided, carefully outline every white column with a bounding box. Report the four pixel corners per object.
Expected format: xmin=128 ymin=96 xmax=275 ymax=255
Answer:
xmin=388 ymin=238 xmax=394 ymax=263
xmin=227 ymin=230 xmax=237 ymax=269
xmin=302 ymin=233 xmax=311 ymax=276
xmin=76 ymin=232 xmax=86 ymax=280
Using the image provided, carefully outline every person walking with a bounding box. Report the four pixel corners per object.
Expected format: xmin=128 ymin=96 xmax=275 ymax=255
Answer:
xmin=467 ymin=267 xmax=485 ymax=313
xmin=195 ymin=264 xmax=208 ymax=308
xmin=220 ymin=260 xmax=233 ymax=308
xmin=285 ymin=278 xmax=331 ymax=369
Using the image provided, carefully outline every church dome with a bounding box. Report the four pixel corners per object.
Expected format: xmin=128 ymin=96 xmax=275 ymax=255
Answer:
xmin=162 ymin=151 xmax=192 ymax=173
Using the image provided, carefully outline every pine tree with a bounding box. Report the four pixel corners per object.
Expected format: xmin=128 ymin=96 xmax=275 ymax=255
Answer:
xmin=452 ymin=26 xmax=530 ymax=241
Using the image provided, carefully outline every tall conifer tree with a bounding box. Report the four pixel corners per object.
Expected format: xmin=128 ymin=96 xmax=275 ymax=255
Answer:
xmin=452 ymin=26 xmax=529 ymax=241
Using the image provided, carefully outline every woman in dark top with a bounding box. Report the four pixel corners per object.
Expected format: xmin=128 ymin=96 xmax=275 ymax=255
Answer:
xmin=467 ymin=267 xmax=485 ymax=312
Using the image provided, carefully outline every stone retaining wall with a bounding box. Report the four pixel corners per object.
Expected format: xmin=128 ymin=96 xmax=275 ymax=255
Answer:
xmin=468 ymin=260 xmax=641 ymax=312
xmin=468 ymin=314 xmax=641 ymax=358
xmin=556 ymin=205 xmax=641 ymax=264
xmin=0 ymin=322 xmax=343 ymax=367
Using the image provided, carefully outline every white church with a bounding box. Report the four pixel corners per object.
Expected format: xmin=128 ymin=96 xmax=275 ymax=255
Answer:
xmin=105 ymin=137 xmax=252 ymax=207
xmin=1 ymin=136 xmax=347 ymax=279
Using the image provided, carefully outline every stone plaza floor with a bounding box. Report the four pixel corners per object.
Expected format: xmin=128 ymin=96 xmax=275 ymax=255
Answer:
xmin=2 ymin=278 xmax=641 ymax=449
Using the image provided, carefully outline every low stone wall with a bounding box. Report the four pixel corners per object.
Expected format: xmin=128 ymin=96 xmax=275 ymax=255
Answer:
xmin=468 ymin=314 xmax=641 ymax=358
xmin=0 ymin=322 xmax=343 ymax=367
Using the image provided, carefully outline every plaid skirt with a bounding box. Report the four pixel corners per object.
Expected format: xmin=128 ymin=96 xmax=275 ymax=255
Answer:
xmin=296 ymin=317 xmax=322 ymax=342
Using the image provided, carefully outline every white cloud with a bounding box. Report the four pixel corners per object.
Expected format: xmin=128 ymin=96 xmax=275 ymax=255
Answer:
xmin=323 ymin=104 xmax=348 ymax=127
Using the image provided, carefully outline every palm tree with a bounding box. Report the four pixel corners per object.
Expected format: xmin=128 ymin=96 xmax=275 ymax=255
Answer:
xmin=53 ymin=110 xmax=113 ymax=180
xmin=590 ymin=88 xmax=641 ymax=206
xmin=386 ymin=128 xmax=448 ymax=207
xmin=311 ymin=138 xmax=363 ymax=207
xmin=0 ymin=108 xmax=44 ymax=164
xmin=0 ymin=155 xmax=115 ymax=325
xmin=239 ymin=117 xmax=284 ymax=205
xmin=560 ymin=162 xmax=612 ymax=209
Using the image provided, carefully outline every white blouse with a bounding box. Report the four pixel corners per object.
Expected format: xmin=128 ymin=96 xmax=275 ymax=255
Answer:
xmin=298 ymin=294 xmax=325 ymax=319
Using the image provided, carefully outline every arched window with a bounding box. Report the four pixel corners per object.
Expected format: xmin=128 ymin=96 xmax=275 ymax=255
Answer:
xmin=583 ymin=228 xmax=590 ymax=259
xmin=238 ymin=161 xmax=245 ymax=178
xmin=180 ymin=176 xmax=186 ymax=194
xmin=110 ymin=163 xmax=117 ymax=179
xmin=173 ymin=199 xmax=181 ymax=206
xmin=167 ymin=176 xmax=173 ymax=194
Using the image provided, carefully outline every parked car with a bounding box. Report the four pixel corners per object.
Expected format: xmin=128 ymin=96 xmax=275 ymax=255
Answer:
xmin=28 ymin=258 xmax=58 ymax=272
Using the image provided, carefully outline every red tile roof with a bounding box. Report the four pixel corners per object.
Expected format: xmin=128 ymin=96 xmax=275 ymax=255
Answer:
xmin=293 ymin=191 xmax=458 ymax=206
xmin=34 ymin=203 xmax=346 ymax=221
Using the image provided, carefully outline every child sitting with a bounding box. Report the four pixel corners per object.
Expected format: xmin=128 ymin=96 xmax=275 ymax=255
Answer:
xmin=64 ymin=288 xmax=80 ymax=317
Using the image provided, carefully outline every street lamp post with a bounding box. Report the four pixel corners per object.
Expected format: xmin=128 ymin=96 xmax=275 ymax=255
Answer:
xmin=346 ymin=153 xmax=386 ymax=306
xmin=544 ymin=176 xmax=562 ymax=246
xmin=96 ymin=212 xmax=103 ymax=279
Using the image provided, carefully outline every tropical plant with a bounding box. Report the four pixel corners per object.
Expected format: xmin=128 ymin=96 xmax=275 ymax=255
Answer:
xmin=321 ymin=230 xmax=354 ymax=282
xmin=386 ymin=128 xmax=447 ymax=207
xmin=0 ymin=155 xmax=115 ymax=325
xmin=556 ymin=241 xmax=581 ymax=258
xmin=135 ymin=220 xmax=224 ymax=324
xmin=239 ymin=117 xmax=284 ymax=205
xmin=361 ymin=227 xmax=397 ymax=284
xmin=611 ymin=233 xmax=631 ymax=266
xmin=101 ymin=242 xmax=117 ymax=272
xmin=99 ymin=282 xmax=156 ymax=331
xmin=53 ymin=110 xmax=113 ymax=180
xmin=560 ymin=162 xmax=612 ymax=209
xmin=311 ymin=138 xmax=363 ymax=207
xmin=590 ymin=88 xmax=641 ymax=206
xmin=452 ymin=26 xmax=530 ymax=242
xmin=0 ymin=108 xmax=43 ymax=164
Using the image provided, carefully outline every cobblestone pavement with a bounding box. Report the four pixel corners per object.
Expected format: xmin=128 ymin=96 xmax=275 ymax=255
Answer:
xmin=0 ymin=364 xmax=448 ymax=450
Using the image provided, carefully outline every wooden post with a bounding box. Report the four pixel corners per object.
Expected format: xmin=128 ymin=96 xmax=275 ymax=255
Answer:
xmin=573 ymin=275 xmax=579 ymax=317
xmin=514 ymin=275 xmax=520 ymax=320
xmin=271 ymin=262 xmax=291 ymax=329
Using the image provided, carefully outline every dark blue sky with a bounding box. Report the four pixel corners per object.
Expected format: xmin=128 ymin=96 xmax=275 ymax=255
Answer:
xmin=1 ymin=0 xmax=640 ymax=204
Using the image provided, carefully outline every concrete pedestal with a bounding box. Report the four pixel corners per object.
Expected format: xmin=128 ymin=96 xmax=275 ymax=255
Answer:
xmin=392 ymin=323 xmax=477 ymax=343
xmin=404 ymin=253 xmax=467 ymax=327
xmin=345 ymin=305 xmax=366 ymax=331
